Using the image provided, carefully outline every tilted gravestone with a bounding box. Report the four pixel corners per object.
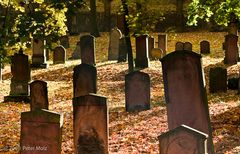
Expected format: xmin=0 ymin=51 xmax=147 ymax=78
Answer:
xmin=73 ymin=94 xmax=108 ymax=154
xmin=31 ymin=39 xmax=47 ymax=68
xmin=60 ymin=35 xmax=70 ymax=49
xmin=108 ymin=28 xmax=122 ymax=60
xmin=73 ymin=64 xmax=97 ymax=98
xmin=71 ymin=41 xmax=81 ymax=59
xmin=184 ymin=42 xmax=192 ymax=51
xmin=20 ymin=109 xmax=63 ymax=154
xmin=209 ymin=67 xmax=227 ymax=93
xmin=135 ymin=35 xmax=149 ymax=68
xmin=125 ymin=71 xmax=150 ymax=112
xmin=151 ymin=48 xmax=163 ymax=60
xmin=148 ymin=36 xmax=155 ymax=60
xmin=200 ymin=40 xmax=210 ymax=54
xmin=160 ymin=50 xmax=214 ymax=154
xmin=118 ymin=37 xmax=128 ymax=62
xmin=175 ymin=42 xmax=184 ymax=51
xmin=4 ymin=50 xmax=31 ymax=102
xmin=80 ymin=35 xmax=96 ymax=65
xmin=158 ymin=34 xmax=167 ymax=55
xmin=224 ymin=34 xmax=239 ymax=65
xmin=53 ymin=45 xmax=66 ymax=64
xmin=158 ymin=125 xmax=208 ymax=154
xmin=30 ymin=80 xmax=49 ymax=111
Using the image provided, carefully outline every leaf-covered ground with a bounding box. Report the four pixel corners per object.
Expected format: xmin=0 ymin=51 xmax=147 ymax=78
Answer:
xmin=0 ymin=32 xmax=239 ymax=153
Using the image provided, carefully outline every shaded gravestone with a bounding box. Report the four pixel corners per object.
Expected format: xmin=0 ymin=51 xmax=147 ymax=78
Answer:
xmin=175 ymin=42 xmax=184 ymax=51
xmin=73 ymin=94 xmax=108 ymax=154
xmin=224 ymin=34 xmax=239 ymax=65
xmin=60 ymin=35 xmax=70 ymax=49
xmin=20 ymin=109 xmax=63 ymax=154
xmin=184 ymin=42 xmax=192 ymax=51
xmin=135 ymin=35 xmax=149 ymax=68
xmin=209 ymin=67 xmax=227 ymax=93
xmin=45 ymin=48 xmax=50 ymax=61
xmin=151 ymin=48 xmax=163 ymax=60
xmin=31 ymin=39 xmax=48 ymax=68
xmin=80 ymin=35 xmax=95 ymax=65
xmin=53 ymin=45 xmax=66 ymax=64
xmin=30 ymin=80 xmax=49 ymax=111
xmin=118 ymin=37 xmax=128 ymax=62
xmin=228 ymin=77 xmax=239 ymax=90
xmin=4 ymin=50 xmax=31 ymax=102
xmin=71 ymin=41 xmax=81 ymax=59
xmin=125 ymin=71 xmax=150 ymax=112
xmin=73 ymin=64 xmax=97 ymax=98
xmin=158 ymin=34 xmax=167 ymax=55
xmin=148 ymin=36 xmax=155 ymax=60
xmin=158 ymin=125 xmax=208 ymax=154
xmin=108 ymin=28 xmax=122 ymax=60
xmin=200 ymin=40 xmax=210 ymax=54
xmin=160 ymin=50 xmax=214 ymax=154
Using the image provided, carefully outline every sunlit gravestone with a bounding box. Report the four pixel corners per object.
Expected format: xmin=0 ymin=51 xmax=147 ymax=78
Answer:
xmin=31 ymin=39 xmax=48 ymax=68
xmin=108 ymin=28 xmax=122 ymax=60
xmin=53 ymin=45 xmax=66 ymax=64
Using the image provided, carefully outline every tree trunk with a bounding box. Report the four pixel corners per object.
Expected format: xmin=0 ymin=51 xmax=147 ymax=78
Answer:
xmin=104 ymin=0 xmax=111 ymax=32
xmin=229 ymin=13 xmax=238 ymax=36
xmin=90 ymin=0 xmax=100 ymax=37
xmin=176 ymin=0 xmax=184 ymax=32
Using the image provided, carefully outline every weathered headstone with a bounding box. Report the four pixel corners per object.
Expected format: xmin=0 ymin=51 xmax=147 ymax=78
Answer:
xmin=125 ymin=71 xmax=150 ymax=112
xmin=20 ymin=109 xmax=63 ymax=154
xmin=80 ymin=35 xmax=96 ymax=65
xmin=150 ymin=48 xmax=163 ymax=60
xmin=200 ymin=40 xmax=210 ymax=54
xmin=224 ymin=34 xmax=239 ymax=65
xmin=209 ymin=67 xmax=227 ymax=93
xmin=118 ymin=37 xmax=128 ymax=62
xmin=71 ymin=41 xmax=81 ymax=59
xmin=108 ymin=28 xmax=122 ymax=60
xmin=73 ymin=94 xmax=108 ymax=154
xmin=158 ymin=34 xmax=167 ymax=55
xmin=31 ymin=39 xmax=48 ymax=68
xmin=158 ymin=125 xmax=208 ymax=154
xmin=53 ymin=45 xmax=66 ymax=64
xmin=73 ymin=64 xmax=97 ymax=98
xmin=135 ymin=35 xmax=149 ymax=68
xmin=30 ymin=80 xmax=49 ymax=111
xmin=184 ymin=42 xmax=192 ymax=51
xmin=175 ymin=42 xmax=184 ymax=51
xmin=148 ymin=36 xmax=155 ymax=60
xmin=4 ymin=50 xmax=31 ymax=102
xmin=160 ymin=50 xmax=214 ymax=154
xmin=60 ymin=35 xmax=70 ymax=49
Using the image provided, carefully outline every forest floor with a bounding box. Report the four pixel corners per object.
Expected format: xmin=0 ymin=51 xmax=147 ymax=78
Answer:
xmin=0 ymin=32 xmax=239 ymax=153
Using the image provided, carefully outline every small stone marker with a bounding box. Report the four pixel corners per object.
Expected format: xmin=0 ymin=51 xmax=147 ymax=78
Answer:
xmin=150 ymin=48 xmax=163 ymax=60
xmin=71 ymin=41 xmax=81 ymax=59
xmin=20 ymin=109 xmax=63 ymax=154
xmin=158 ymin=34 xmax=167 ymax=55
xmin=224 ymin=34 xmax=239 ymax=65
xmin=209 ymin=67 xmax=227 ymax=93
xmin=160 ymin=50 xmax=214 ymax=154
xmin=108 ymin=28 xmax=122 ymax=60
xmin=60 ymin=35 xmax=70 ymax=48
xmin=135 ymin=35 xmax=149 ymax=68
xmin=118 ymin=37 xmax=128 ymax=62
xmin=53 ymin=45 xmax=66 ymax=64
xmin=148 ymin=36 xmax=155 ymax=60
xmin=30 ymin=80 xmax=49 ymax=111
xmin=184 ymin=42 xmax=192 ymax=51
xmin=31 ymin=39 xmax=48 ymax=68
xmin=175 ymin=42 xmax=184 ymax=51
xmin=125 ymin=71 xmax=150 ymax=112
xmin=200 ymin=40 xmax=210 ymax=54
xmin=73 ymin=94 xmax=108 ymax=154
xmin=158 ymin=125 xmax=208 ymax=154
xmin=73 ymin=63 xmax=97 ymax=98
xmin=80 ymin=35 xmax=96 ymax=65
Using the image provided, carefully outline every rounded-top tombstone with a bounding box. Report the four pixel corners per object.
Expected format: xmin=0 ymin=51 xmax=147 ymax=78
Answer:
xmin=108 ymin=27 xmax=122 ymax=60
xmin=53 ymin=45 xmax=66 ymax=64
xmin=175 ymin=42 xmax=184 ymax=51
xmin=184 ymin=42 xmax=192 ymax=51
xmin=200 ymin=40 xmax=210 ymax=54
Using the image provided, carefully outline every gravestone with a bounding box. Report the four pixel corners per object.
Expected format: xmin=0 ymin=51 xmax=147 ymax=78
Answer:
xmin=209 ymin=67 xmax=227 ymax=93
xmin=175 ymin=42 xmax=184 ymax=51
xmin=30 ymin=80 xmax=49 ymax=111
xmin=148 ymin=36 xmax=155 ymax=60
xmin=184 ymin=42 xmax=192 ymax=51
xmin=4 ymin=50 xmax=31 ymax=102
xmin=160 ymin=50 xmax=214 ymax=154
xmin=228 ymin=77 xmax=239 ymax=90
xmin=31 ymin=39 xmax=48 ymax=68
xmin=73 ymin=94 xmax=108 ymax=154
xmin=20 ymin=109 xmax=63 ymax=154
xmin=135 ymin=35 xmax=149 ymax=68
xmin=108 ymin=28 xmax=122 ymax=60
xmin=200 ymin=40 xmax=210 ymax=54
xmin=53 ymin=45 xmax=66 ymax=64
xmin=60 ymin=35 xmax=70 ymax=49
xmin=158 ymin=125 xmax=208 ymax=154
xmin=71 ymin=41 xmax=81 ymax=59
xmin=224 ymin=34 xmax=239 ymax=65
xmin=151 ymin=48 xmax=163 ymax=60
xmin=118 ymin=37 xmax=128 ymax=62
xmin=125 ymin=71 xmax=150 ymax=112
xmin=80 ymin=35 xmax=96 ymax=65
xmin=158 ymin=34 xmax=167 ymax=55
xmin=73 ymin=64 xmax=97 ymax=98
